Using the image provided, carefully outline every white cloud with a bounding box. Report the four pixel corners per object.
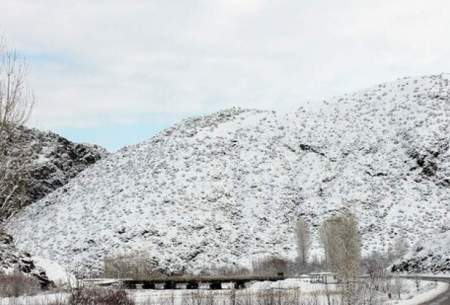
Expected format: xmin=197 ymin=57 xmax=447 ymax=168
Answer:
xmin=2 ymin=0 xmax=450 ymax=128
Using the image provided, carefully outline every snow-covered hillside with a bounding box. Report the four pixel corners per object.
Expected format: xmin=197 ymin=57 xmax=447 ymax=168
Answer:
xmin=0 ymin=127 xmax=107 ymax=285
xmin=7 ymin=74 xmax=450 ymax=274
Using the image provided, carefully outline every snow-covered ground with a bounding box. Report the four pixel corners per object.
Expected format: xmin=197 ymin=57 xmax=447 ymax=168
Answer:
xmin=248 ymin=278 xmax=447 ymax=305
xmin=390 ymin=281 xmax=448 ymax=305
xmin=0 ymin=278 xmax=447 ymax=305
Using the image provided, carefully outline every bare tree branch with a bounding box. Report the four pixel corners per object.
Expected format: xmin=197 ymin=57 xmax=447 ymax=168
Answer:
xmin=0 ymin=37 xmax=34 ymax=222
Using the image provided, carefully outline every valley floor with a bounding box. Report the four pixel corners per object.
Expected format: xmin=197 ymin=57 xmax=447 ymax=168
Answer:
xmin=0 ymin=278 xmax=448 ymax=305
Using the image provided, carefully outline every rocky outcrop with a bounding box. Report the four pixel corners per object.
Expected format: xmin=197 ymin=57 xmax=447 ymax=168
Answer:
xmin=392 ymin=231 xmax=450 ymax=274
xmin=0 ymin=231 xmax=51 ymax=288
xmin=392 ymin=256 xmax=450 ymax=274
xmin=1 ymin=126 xmax=107 ymax=285
xmin=10 ymin=126 xmax=108 ymax=213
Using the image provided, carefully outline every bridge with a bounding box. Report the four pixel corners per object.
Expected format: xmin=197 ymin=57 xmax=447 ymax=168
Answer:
xmin=96 ymin=274 xmax=285 ymax=290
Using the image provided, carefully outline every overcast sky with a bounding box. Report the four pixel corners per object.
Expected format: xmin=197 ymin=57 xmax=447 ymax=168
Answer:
xmin=3 ymin=0 xmax=450 ymax=151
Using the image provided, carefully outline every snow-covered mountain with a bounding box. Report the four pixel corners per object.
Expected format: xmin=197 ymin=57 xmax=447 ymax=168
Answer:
xmin=7 ymin=74 xmax=450 ymax=274
xmin=0 ymin=127 xmax=107 ymax=285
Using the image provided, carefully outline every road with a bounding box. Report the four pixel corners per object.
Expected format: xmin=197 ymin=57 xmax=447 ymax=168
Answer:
xmin=420 ymin=277 xmax=450 ymax=305
xmin=402 ymin=276 xmax=450 ymax=305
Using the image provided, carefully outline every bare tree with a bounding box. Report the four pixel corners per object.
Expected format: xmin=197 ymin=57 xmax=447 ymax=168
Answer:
xmin=0 ymin=38 xmax=34 ymax=221
xmin=393 ymin=237 xmax=409 ymax=260
xmin=321 ymin=211 xmax=361 ymax=305
xmin=319 ymin=224 xmax=330 ymax=270
xmin=392 ymin=275 xmax=403 ymax=299
xmin=0 ymin=38 xmax=34 ymax=132
xmin=387 ymin=234 xmax=409 ymax=263
xmin=360 ymin=251 xmax=389 ymax=305
xmin=362 ymin=251 xmax=389 ymax=290
xmin=295 ymin=218 xmax=310 ymax=269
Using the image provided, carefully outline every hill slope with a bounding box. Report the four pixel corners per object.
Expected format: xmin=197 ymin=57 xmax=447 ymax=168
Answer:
xmin=1 ymin=127 xmax=107 ymax=284
xmin=7 ymin=74 xmax=450 ymax=274
xmin=392 ymin=232 xmax=450 ymax=273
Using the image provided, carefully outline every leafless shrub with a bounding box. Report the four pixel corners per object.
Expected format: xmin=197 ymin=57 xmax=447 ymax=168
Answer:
xmin=69 ymin=288 xmax=134 ymax=305
xmin=47 ymin=300 xmax=68 ymax=305
xmin=353 ymin=281 xmax=383 ymax=305
xmin=252 ymin=288 xmax=308 ymax=305
xmin=103 ymin=250 xmax=160 ymax=279
xmin=229 ymin=288 xmax=237 ymax=305
xmin=237 ymin=292 xmax=253 ymax=305
xmin=197 ymin=264 xmax=251 ymax=277
xmin=305 ymin=291 xmax=319 ymax=305
xmin=158 ymin=291 xmax=175 ymax=305
xmin=414 ymin=277 xmax=420 ymax=292
xmin=184 ymin=291 xmax=211 ymax=305
xmin=323 ymin=283 xmax=332 ymax=305
xmin=152 ymin=288 xmax=349 ymax=305
xmin=45 ymin=294 xmax=68 ymax=305
xmin=0 ymin=270 xmax=41 ymax=297
xmin=66 ymin=263 xmax=88 ymax=291
xmin=362 ymin=251 xmax=388 ymax=282
xmin=390 ymin=237 xmax=410 ymax=264
xmin=252 ymin=256 xmax=288 ymax=276
xmin=255 ymin=289 xmax=276 ymax=305
xmin=303 ymin=255 xmax=327 ymax=274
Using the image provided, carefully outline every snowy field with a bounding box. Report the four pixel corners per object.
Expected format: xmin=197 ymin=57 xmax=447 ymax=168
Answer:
xmin=0 ymin=278 xmax=448 ymax=305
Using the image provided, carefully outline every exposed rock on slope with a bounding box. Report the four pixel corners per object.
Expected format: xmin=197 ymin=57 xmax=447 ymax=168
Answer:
xmin=1 ymin=127 xmax=107 ymax=284
xmin=0 ymin=231 xmax=51 ymax=287
xmin=4 ymin=126 xmax=108 ymax=217
xmin=7 ymin=74 xmax=450 ymax=274
xmin=392 ymin=232 xmax=450 ymax=273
